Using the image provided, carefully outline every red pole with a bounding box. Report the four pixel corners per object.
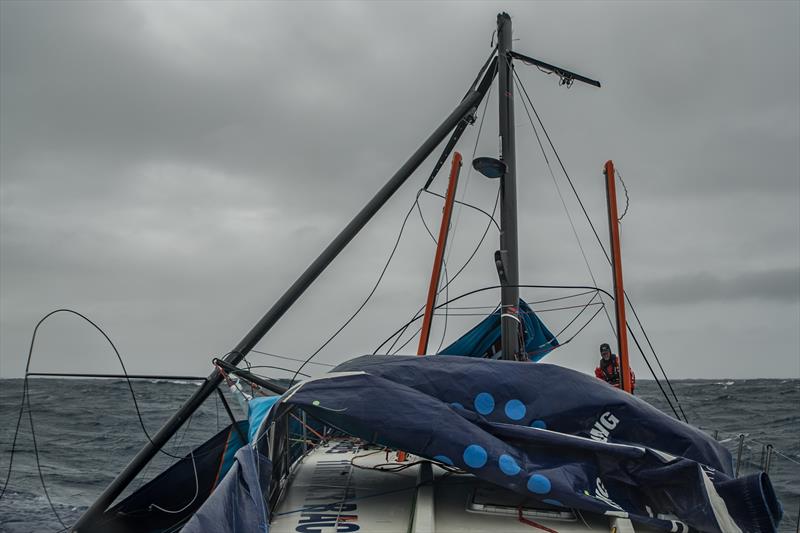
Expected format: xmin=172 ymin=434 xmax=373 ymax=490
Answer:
xmin=417 ymin=152 xmax=462 ymax=355
xmin=604 ymin=160 xmax=633 ymax=393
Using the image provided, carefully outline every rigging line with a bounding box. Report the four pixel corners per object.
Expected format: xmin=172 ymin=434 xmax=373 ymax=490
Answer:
xmin=369 ymin=193 xmax=432 ymax=356
xmin=442 ymin=289 xmax=596 ymax=309
xmin=561 ymin=302 xmax=606 ymax=342
xmin=245 ymin=365 xmax=311 ymax=378
xmin=625 ymin=298 xmax=688 ymax=421
xmin=512 ymin=66 xmax=686 ymax=419
xmin=525 ymin=301 xmax=606 ymax=362
xmin=511 ymin=65 xmax=610 ymax=264
xmin=24 ymin=378 xmax=68 ymax=529
xmin=421 ymin=189 xmax=501 ymax=232
xmin=414 ymin=193 xmax=452 ymax=354
xmin=511 ymin=64 xmax=616 ymax=336
xmin=447 ymin=81 xmax=494 ymax=265
xmin=249 ymin=349 xmax=334 ymax=367
xmin=392 ymin=325 xmax=423 ymax=355
xmin=1 ymin=310 xmax=188 ymax=504
xmin=380 ymin=184 xmax=501 ymax=355
xmin=436 ymin=262 xmax=450 ymax=354
xmin=173 ymin=412 xmax=194 ymax=454
xmin=552 ymin=292 xmax=600 ymax=339
xmin=626 ymin=324 xmax=681 ymax=420
xmin=375 ymin=283 xmax=615 ymax=355
xmin=440 ymin=302 xmax=605 ymax=316
xmin=149 ymin=451 xmax=200 ymax=514
xmin=616 ymin=168 xmax=630 ymax=221
xmin=523 ymin=289 xmax=598 ymax=305
xmin=291 ymin=188 xmax=424 ymax=384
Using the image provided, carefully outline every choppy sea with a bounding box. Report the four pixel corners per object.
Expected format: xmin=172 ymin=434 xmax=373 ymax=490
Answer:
xmin=0 ymin=378 xmax=798 ymax=532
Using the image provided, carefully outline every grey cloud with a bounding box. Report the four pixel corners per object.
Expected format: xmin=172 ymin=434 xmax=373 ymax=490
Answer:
xmin=1 ymin=1 xmax=798 ymax=379
xmin=636 ymin=267 xmax=800 ymax=305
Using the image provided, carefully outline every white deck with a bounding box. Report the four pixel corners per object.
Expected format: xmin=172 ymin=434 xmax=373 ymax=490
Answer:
xmin=270 ymin=439 xmax=656 ymax=533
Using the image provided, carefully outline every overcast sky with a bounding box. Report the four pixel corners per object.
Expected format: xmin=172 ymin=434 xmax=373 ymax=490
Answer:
xmin=1 ymin=1 xmax=798 ymax=382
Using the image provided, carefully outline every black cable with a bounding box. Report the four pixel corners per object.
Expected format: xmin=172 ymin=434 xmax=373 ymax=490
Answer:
xmin=414 ymin=193 xmax=452 ymax=354
xmin=624 ymin=296 xmax=688 ymax=420
xmin=625 ymin=324 xmax=689 ymax=424
xmin=512 ymin=67 xmax=687 ymax=421
xmin=250 ymin=349 xmax=334 ymax=367
xmin=551 ymin=293 xmax=599 ymax=339
xmin=246 ymin=365 xmax=310 ymax=378
xmin=381 ymin=185 xmax=502 ymax=355
xmin=433 ymin=302 xmax=603 ymax=316
xmin=616 ymin=169 xmax=630 ymax=221
xmin=511 ymin=66 xmax=616 ymax=335
xmin=391 ymin=326 xmax=423 ymax=355
xmin=374 ymin=284 xmax=615 ymax=355
xmin=421 ymin=190 xmax=501 ymax=232
xmin=2 ymin=309 xmax=192 ymax=510
xmin=290 ymin=189 xmax=424 ymax=384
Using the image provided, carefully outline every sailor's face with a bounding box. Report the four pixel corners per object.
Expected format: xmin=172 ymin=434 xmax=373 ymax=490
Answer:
xmin=601 ymin=350 xmax=611 ymax=360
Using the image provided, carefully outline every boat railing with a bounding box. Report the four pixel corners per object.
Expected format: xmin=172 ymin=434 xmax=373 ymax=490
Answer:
xmin=709 ymin=429 xmax=799 ymax=532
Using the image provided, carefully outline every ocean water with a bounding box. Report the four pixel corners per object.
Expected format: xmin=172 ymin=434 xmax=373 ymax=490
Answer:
xmin=0 ymin=378 xmax=797 ymax=532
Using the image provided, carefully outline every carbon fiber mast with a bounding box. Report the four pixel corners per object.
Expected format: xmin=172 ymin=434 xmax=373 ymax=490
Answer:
xmin=497 ymin=13 xmax=521 ymax=361
xmin=494 ymin=12 xmax=601 ymax=360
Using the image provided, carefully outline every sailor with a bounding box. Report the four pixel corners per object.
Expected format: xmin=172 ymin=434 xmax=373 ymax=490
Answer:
xmin=594 ymin=342 xmax=635 ymax=391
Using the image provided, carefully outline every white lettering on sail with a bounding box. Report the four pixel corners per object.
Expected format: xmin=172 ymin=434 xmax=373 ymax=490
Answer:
xmin=589 ymin=412 xmax=619 ymax=443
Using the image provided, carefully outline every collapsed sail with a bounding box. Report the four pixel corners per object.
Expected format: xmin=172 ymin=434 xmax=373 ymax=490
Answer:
xmin=197 ymin=355 xmax=780 ymax=533
xmin=438 ymin=299 xmax=558 ymax=360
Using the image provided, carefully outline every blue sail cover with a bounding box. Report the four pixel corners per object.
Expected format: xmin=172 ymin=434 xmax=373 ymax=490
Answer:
xmin=438 ymin=299 xmax=558 ymax=360
xmin=189 ymin=356 xmax=782 ymax=533
xmin=292 ymin=356 xmax=781 ymax=532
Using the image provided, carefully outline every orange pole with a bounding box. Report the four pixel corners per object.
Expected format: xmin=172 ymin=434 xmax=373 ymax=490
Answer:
xmin=604 ymin=160 xmax=633 ymax=393
xmin=417 ymin=152 xmax=462 ymax=355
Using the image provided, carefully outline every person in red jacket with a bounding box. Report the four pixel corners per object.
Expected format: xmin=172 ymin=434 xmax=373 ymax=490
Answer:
xmin=594 ymin=342 xmax=635 ymax=392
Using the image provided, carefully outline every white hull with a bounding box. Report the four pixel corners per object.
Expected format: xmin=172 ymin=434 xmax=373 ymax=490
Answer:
xmin=270 ymin=439 xmax=660 ymax=533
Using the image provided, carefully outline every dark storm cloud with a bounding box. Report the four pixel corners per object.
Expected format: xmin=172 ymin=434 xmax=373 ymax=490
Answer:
xmin=637 ymin=267 xmax=800 ymax=305
xmin=1 ymin=1 xmax=798 ymax=379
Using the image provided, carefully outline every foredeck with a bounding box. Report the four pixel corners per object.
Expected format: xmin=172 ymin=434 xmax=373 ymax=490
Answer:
xmin=270 ymin=439 xmax=656 ymax=533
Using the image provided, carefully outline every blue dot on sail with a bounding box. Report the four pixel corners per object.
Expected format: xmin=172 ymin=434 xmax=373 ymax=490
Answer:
xmin=463 ymin=444 xmax=488 ymax=468
xmin=527 ymin=474 xmax=551 ymax=494
xmin=504 ymin=399 xmax=526 ymax=420
xmin=530 ymin=420 xmax=547 ymax=429
xmin=433 ymin=455 xmax=453 ymax=466
xmin=543 ymin=498 xmax=563 ymax=507
xmin=474 ymin=393 xmax=495 ymax=415
xmin=498 ymin=454 xmax=521 ymax=475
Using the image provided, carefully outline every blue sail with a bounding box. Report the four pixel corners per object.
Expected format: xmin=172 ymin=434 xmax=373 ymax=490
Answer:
xmin=186 ymin=356 xmax=783 ymax=532
xmin=438 ymin=299 xmax=558 ymax=360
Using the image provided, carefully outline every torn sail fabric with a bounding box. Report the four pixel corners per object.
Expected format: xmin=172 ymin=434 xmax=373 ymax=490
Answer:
xmin=182 ymin=445 xmax=272 ymax=533
xmin=437 ymin=299 xmax=558 ymax=360
xmin=268 ymin=355 xmax=781 ymax=533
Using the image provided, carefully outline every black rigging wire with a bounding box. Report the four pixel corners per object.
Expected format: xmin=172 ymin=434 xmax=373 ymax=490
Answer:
xmin=382 ymin=185 xmax=501 ymax=355
xmin=0 ymin=309 xmax=194 ymax=531
xmin=374 ymin=283 xmax=615 ymax=355
xmin=511 ymin=65 xmax=688 ymax=422
xmin=414 ymin=192 xmax=452 ymax=354
xmin=421 ymin=190 xmax=501 ymax=232
xmin=246 ymin=365 xmax=310 ymax=379
xmin=616 ymin=169 xmax=630 ymax=221
xmin=511 ymin=67 xmax=617 ymax=335
xmin=550 ymin=292 xmax=600 ymax=339
xmin=249 ymin=349 xmax=334 ymax=367
xmin=289 ymin=189 xmax=425 ymax=384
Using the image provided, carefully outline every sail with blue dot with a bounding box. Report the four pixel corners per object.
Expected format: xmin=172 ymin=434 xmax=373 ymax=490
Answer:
xmin=268 ymin=355 xmax=783 ymax=533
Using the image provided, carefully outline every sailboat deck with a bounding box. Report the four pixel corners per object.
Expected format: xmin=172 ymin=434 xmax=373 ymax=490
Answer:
xmin=269 ymin=439 xmax=656 ymax=533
